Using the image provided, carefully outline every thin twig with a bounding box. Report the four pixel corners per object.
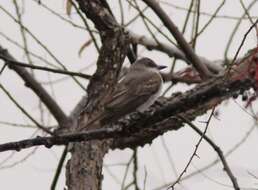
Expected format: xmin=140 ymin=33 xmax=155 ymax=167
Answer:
xmin=169 ymin=108 xmax=215 ymax=189
xmin=132 ymin=148 xmax=139 ymax=190
xmin=103 ymin=165 xmax=121 ymax=185
xmin=160 ymin=1 xmax=258 ymax=21
xmin=0 ymin=146 xmax=38 ymax=169
xmin=181 ymin=114 xmax=240 ymax=190
xmin=153 ymin=123 xmax=256 ymax=190
xmin=0 ymin=4 xmax=86 ymax=90
xmin=51 ymin=146 xmax=68 ymax=190
xmin=143 ymin=166 xmax=148 ymax=190
xmin=121 ymin=155 xmax=134 ymax=190
xmin=71 ymin=1 xmax=100 ymax=52
xmin=13 ymin=1 xmax=31 ymax=63
xmin=229 ymin=18 xmax=258 ymax=68
xmin=0 ymin=31 xmax=59 ymax=68
xmin=190 ymin=0 xmax=226 ymax=43
xmin=191 ymin=0 xmax=201 ymax=49
xmin=31 ymin=0 xmax=87 ymax=31
xmin=0 ymin=120 xmax=53 ymax=129
xmin=0 ymin=45 xmax=69 ymax=126
xmin=124 ymin=5 xmax=149 ymax=27
xmin=127 ymin=0 xmax=176 ymax=46
xmin=224 ymin=0 xmax=257 ymax=60
xmin=0 ymin=55 xmax=91 ymax=79
xmin=13 ymin=0 xmax=33 ymax=66
xmin=119 ymin=0 xmax=124 ymax=25
xmin=160 ymin=137 xmax=178 ymax=178
xmin=0 ymin=84 xmax=54 ymax=135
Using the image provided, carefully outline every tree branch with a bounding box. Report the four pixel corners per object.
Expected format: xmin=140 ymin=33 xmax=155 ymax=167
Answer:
xmin=111 ymin=77 xmax=253 ymax=149
xmin=0 ymin=55 xmax=91 ymax=79
xmin=142 ymin=0 xmax=214 ymax=79
xmin=0 ymin=60 xmax=254 ymax=152
xmin=0 ymin=45 xmax=69 ymax=127
xmin=129 ymin=31 xmax=223 ymax=73
xmin=183 ymin=116 xmax=240 ymax=190
xmin=0 ymin=127 xmax=123 ymax=152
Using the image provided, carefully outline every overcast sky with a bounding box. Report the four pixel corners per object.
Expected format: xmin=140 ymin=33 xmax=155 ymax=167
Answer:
xmin=0 ymin=1 xmax=258 ymax=190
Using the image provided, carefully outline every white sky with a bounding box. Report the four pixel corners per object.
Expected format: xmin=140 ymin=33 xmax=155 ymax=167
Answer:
xmin=0 ymin=0 xmax=258 ymax=190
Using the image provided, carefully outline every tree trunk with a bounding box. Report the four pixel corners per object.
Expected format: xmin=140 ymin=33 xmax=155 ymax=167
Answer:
xmin=66 ymin=141 xmax=109 ymax=190
xmin=65 ymin=1 xmax=129 ymax=189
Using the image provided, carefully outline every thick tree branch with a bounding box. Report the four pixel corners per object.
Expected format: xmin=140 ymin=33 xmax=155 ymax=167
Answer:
xmin=0 ymin=45 xmax=69 ymax=127
xmin=0 ymin=78 xmax=252 ymax=152
xmin=0 ymin=127 xmax=121 ymax=152
xmin=0 ymin=60 xmax=254 ymax=152
xmin=76 ymin=0 xmax=118 ymax=35
xmin=111 ymin=49 xmax=257 ymax=149
xmin=112 ymin=78 xmax=253 ymax=149
xmin=142 ymin=0 xmax=214 ymax=79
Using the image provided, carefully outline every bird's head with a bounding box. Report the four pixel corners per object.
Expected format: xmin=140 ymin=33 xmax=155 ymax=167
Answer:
xmin=132 ymin=57 xmax=167 ymax=71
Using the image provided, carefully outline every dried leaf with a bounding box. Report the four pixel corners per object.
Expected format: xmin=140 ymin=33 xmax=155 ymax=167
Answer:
xmin=78 ymin=40 xmax=92 ymax=57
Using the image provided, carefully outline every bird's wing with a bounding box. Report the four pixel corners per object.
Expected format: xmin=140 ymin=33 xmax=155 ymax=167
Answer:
xmin=105 ymin=71 xmax=162 ymax=113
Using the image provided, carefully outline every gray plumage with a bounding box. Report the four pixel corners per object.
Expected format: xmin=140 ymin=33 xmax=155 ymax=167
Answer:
xmin=101 ymin=57 xmax=165 ymax=124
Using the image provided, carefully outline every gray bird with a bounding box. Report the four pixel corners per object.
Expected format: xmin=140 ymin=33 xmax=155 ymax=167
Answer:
xmin=82 ymin=57 xmax=166 ymax=129
xmin=100 ymin=57 xmax=166 ymax=124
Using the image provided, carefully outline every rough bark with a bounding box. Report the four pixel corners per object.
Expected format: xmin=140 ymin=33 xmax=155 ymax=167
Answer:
xmin=65 ymin=1 xmax=129 ymax=190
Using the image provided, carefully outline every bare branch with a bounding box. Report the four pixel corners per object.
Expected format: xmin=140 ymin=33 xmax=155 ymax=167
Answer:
xmin=142 ymin=0 xmax=214 ymax=79
xmin=181 ymin=115 xmax=240 ymax=190
xmin=0 ymin=127 xmax=123 ymax=152
xmin=0 ymin=4 xmax=86 ymax=90
xmin=169 ymin=110 xmax=215 ymax=189
xmin=0 ymin=55 xmax=91 ymax=79
xmin=0 ymin=84 xmax=54 ymax=135
xmin=0 ymin=46 xmax=69 ymax=127
xmin=129 ymin=32 xmax=223 ymax=73
xmin=50 ymin=146 xmax=68 ymax=190
xmin=112 ymin=78 xmax=254 ymax=149
xmin=0 ymin=31 xmax=59 ymax=68
xmin=0 ymin=67 xmax=254 ymax=152
xmin=13 ymin=0 xmax=33 ymax=66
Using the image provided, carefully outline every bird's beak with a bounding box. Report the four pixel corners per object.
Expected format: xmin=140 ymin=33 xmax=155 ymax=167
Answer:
xmin=157 ymin=65 xmax=167 ymax=70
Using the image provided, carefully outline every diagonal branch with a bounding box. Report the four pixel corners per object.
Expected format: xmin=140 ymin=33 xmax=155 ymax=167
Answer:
xmin=142 ymin=0 xmax=214 ymax=79
xmin=0 ymin=45 xmax=69 ymax=127
xmin=183 ymin=116 xmax=240 ymax=190
xmin=0 ymin=83 xmax=54 ymax=135
xmin=129 ymin=31 xmax=223 ymax=73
